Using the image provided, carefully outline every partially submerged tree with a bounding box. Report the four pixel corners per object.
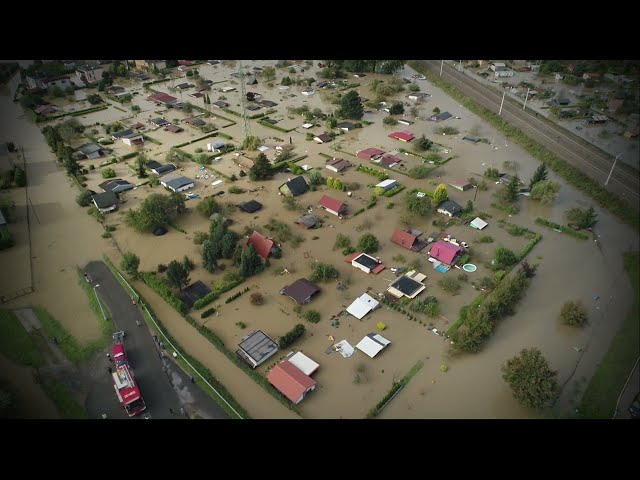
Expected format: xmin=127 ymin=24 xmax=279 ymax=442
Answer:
xmin=566 ymin=206 xmax=598 ymax=230
xmin=166 ymin=260 xmax=190 ymax=292
xmin=120 ymin=251 xmax=140 ymax=279
xmin=338 ymin=90 xmax=363 ymax=120
xmin=559 ymin=300 xmax=588 ymax=327
xmin=502 ymin=348 xmax=559 ymax=409
xmin=529 ymin=163 xmax=548 ymax=189
xmin=249 ymin=152 xmax=272 ymax=181
xmin=357 ymin=233 xmax=380 ymax=254
xmin=530 ymin=180 xmax=560 ymax=205
xmin=404 ymin=192 xmax=431 ymax=216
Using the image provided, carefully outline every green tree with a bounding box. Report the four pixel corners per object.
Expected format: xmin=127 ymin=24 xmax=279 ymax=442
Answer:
xmin=239 ymin=245 xmax=263 ymax=278
xmin=357 ymin=233 xmax=380 ymax=254
xmin=492 ymin=246 xmax=518 ymax=270
xmin=416 ymin=134 xmax=432 ymax=151
xmin=170 ymin=191 xmax=186 ymax=214
xmin=559 ymin=300 xmax=588 ymax=327
xmin=310 ymin=262 xmax=339 ymax=282
xmin=308 ymin=170 xmax=324 ymax=186
xmin=389 ymin=102 xmax=404 ymax=115
xmin=182 ymin=255 xmax=195 ymax=271
xmin=502 ymin=348 xmax=559 ymax=409
xmin=202 ymin=239 xmax=220 ymax=272
xmin=166 ymin=260 xmax=190 ymax=292
xmin=135 ymin=155 xmax=148 ymax=178
xmin=529 ymin=163 xmax=548 ymax=189
xmin=432 ymin=107 xmax=440 ymax=114
xmin=124 ymin=193 xmax=177 ymax=233
xmin=120 ymin=251 xmax=140 ymax=279
xmin=249 ymin=152 xmax=272 ymax=181
xmin=333 ymin=178 xmax=343 ymax=191
xmin=220 ymin=232 xmax=238 ymax=259
xmin=241 ymin=135 xmax=261 ymax=151
xmin=281 ymin=76 xmax=292 ymax=86
xmin=57 ymin=119 xmax=83 ymax=143
xmin=326 ymin=116 xmax=337 ymax=129
xmin=338 ymin=90 xmax=363 ymax=120
xmin=503 ymin=176 xmax=520 ymax=203
xmin=101 ymin=168 xmax=116 ymax=179
xmin=431 ymin=183 xmax=448 ymax=207
xmin=530 ymin=180 xmax=560 ymax=205
xmin=404 ymin=192 xmax=431 ymax=216
xmin=326 ymin=177 xmax=334 ymax=188
xmin=197 ymin=197 xmax=221 ymax=217
xmin=261 ymin=66 xmax=276 ymax=81
xmin=76 ymin=190 xmax=93 ymax=207
xmin=566 ymin=206 xmax=598 ymax=229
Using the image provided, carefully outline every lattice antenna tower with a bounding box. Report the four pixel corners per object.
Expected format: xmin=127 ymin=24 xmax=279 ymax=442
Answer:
xmin=238 ymin=60 xmax=252 ymax=142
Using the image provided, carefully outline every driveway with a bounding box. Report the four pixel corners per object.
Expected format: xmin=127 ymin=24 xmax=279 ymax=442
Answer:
xmin=84 ymin=261 xmax=228 ymax=419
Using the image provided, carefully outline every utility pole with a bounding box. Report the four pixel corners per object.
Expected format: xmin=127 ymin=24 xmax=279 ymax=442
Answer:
xmin=604 ymin=153 xmax=621 ymax=186
xmin=440 ymin=60 xmax=444 ymax=76
xmin=523 ymin=88 xmax=530 ymax=110
xmin=499 ymin=91 xmax=506 ymax=115
xmin=238 ymin=60 xmax=252 ymax=143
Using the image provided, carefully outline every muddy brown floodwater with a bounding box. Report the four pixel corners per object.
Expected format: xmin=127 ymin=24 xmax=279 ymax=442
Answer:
xmin=1 ymin=61 xmax=637 ymax=418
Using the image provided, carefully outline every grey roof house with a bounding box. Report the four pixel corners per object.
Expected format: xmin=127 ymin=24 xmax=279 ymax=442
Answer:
xmin=236 ymin=330 xmax=279 ymax=369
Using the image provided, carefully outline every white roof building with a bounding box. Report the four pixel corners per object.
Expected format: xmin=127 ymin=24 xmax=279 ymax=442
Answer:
xmin=346 ymin=293 xmax=380 ymax=319
xmin=288 ymin=352 xmax=320 ymax=376
xmin=356 ymin=333 xmax=391 ymax=358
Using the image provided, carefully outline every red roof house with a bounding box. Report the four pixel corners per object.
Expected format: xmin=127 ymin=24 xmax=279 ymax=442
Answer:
xmin=147 ymin=92 xmax=177 ymax=105
xmin=319 ymin=195 xmax=347 ymax=217
xmin=267 ymin=360 xmax=317 ymax=404
xmin=357 ymin=147 xmax=385 ymax=160
xmin=388 ymin=131 xmax=415 ymax=142
xmin=428 ymin=240 xmax=462 ymax=265
xmin=391 ymin=229 xmax=427 ymax=252
xmin=381 ymin=154 xmax=401 ymax=168
xmin=247 ymin=231 xmax=276 ymax=260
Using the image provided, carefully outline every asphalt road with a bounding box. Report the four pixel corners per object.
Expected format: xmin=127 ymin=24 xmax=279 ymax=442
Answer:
xmin=83 ymin=260 xmax=228 ymax=420
xmin=416 ymin=60 xmax=640 ymax=208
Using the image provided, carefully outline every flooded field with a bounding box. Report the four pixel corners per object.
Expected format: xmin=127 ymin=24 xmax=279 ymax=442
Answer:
xmin=2 ymin=61 xmax=637 ymax=418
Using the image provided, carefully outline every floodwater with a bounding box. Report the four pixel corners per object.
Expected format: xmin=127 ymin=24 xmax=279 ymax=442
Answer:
xmin=2 ymin=62 xmax=637 ymax=418
xmin=0 ymin=353 xmax=59 ymax=419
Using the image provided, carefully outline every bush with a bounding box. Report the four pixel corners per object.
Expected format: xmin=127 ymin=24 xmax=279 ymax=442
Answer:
xmin=76 ymin=190 xmax=93 ymax=207
xmin=408 ymin=166 xmax=430 ymax=179
xmin=333 ymin=233 xmax=351 ymax=251
xmin=193 ymin=231 xmax=208 ymax=245
xmin=101 ymin=167 xmax=116 ymax=179
xmin=383 ymin=116 xmax=398 ymax=125
xmin=250 ymin=292 xmax=264 ymax=305
xmin=559 ymin=300 xmax=588 ymax=327
xmin=310 ymin=262 xmax=339 ymax=282
xmin=279 ymin=324 xmax=305 ymax=349
xmin=13 ymin=167 xmax=26 ymax=187
xmin=140 ymin=271 xmax=187 ymax=315
xmin=201 ymin=308 xmax=216 ymax=318
xmin=438 ymin=277 xmax=461 ymax=294
xmin=492 ymin=247 xmax=518 ymax=270
xmin=477 ymin=235 xmax=493 ymax=243
xmin=303 ymin=310 xmax=320 ymax=323
xmin=357 ymin=233 xmax=379 ymax=254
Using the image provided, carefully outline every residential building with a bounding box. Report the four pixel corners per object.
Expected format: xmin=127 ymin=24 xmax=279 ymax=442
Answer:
xmin=161 ymin=176 xmax=194 ymax=192
xmin=76 ymin=64 xmax=105 ymax=84
xmin=267 ymin=361 xmax=316 ymax=404
xmin=237 ymin=330 xmax=279 ymax=369
xmin=280 ymin=278 xmax=321 ymax=305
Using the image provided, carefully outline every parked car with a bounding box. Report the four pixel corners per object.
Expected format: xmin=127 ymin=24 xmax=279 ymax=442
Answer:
xmin=629 ymin=392 xmax=640 ymax=418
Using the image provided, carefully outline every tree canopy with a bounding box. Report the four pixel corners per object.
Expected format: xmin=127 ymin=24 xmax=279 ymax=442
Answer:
xmin=529 ymin=163 xmax=548 ymax=189
xmin=166 ymin=260 xmax=190 ymax=292
xmin=124 ymin=193 xmax=182 ymax=233
xmin=338 ymin=90 xmax=363 ymax=120
xmin=530 ymin=180 xmax=560 ymax=205
xmin=431 ymin=184 xmax=449 ymax=207
xmin=566 ymin=206 xmax=598 ymax=230
xmin=502 ymin=348 xmax=559 ymax=409
xmin=357 ymin=233 xmax=380 ymax=254
xmin=405 ymin=192 xmax=431 ymax=216
xmin=249 ymin=152 xmax=272 ymax=181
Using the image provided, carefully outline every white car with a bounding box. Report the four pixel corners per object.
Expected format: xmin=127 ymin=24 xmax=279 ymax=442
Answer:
xmin=417 ymin=75 xmax=426 ymax=80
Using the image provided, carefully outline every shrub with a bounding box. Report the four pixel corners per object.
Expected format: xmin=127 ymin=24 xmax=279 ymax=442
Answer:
xmin=559 ymin=300 xmax=588 ymax=327
xmin=76 ymin=190 xmax=93 ymax=207
xmin=201 ymin=308 xmax=216 ymax=318
xmin=193 ymin=231 xmax=208 ymax=245
xmin=492 ymin=247 xmax=518 ymax=270
xmin=477 ymin=235 xmax=494 ymax=243
xmin=279 ymin=324 xmax=305 ymax=349
xmin=250 ymin=292 xmax=264 ymax=305
xmin=333 ymin=233 xmax=351 ymax=251
xmin=438 ymin=277 xmax=461 ymax=294
xmin=408 ymin=166 xmax=430 ymax=179
xmin=310 ymin=262 xmax=339 ymax=282
xmin=357 ymin=233 xmax=379 ymax=254
xmin=303 ymin=310 xmax=320 ymax=323
xmin=140 ymin=271 xmax=187 ymax=315
xmin=101 ymin=167 xmax=116 ymax=179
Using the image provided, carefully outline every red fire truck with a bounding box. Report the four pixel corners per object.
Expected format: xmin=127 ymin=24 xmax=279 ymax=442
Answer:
xmin=111 ymin=332 xmax=146 ymax=417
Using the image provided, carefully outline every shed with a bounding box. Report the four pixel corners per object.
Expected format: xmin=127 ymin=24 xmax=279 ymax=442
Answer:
xmin=437 ymin=200 xmax=463 ymax=217
xmin=388 ymin=131 xmax=415 ymax=142
xmin=430 ymin=111 xmax=453 ymax=122
xmin=357 ymin=147 xmax=385 ymax=160
xmin=238 ymin=200 xmax=263 ymax=213
xmin=161 ymin=176 xmax=194 ymax=193
xmin=288 ymin=352 xmax=320 ymax=376
xmin=91 ymin=191 xmax=119 ymax=214
xmin=346 ymin=293 xmax=380 ymax=320
xmin=355 ymin=333 xmax=391 ymax=358
xmin=279 ymin=176 xmax=308 ymax=197
xmin=314 ymin=134 xmax=332 ymax=144
xmin=237 ymin=330 xmax=279 ymax=369
xmin=375 ymin=179 xmax=397 ymax=191
xmin=348 ymin=252 xmax=385 ymax=275
xmin=267 ymin=361 xmax=316 ymax=404
xmin=470 ymin=217 xmax=488 ymax=230
xmin=391 ymin=229 xmax=427 ymax=252
xmin=295 ymin=214 xmax=322 ymax=229
xmin=428 ymin=241 xmax=462 ymax=265
xmin=449 ymin=181 xmax=473 ymax=191
xmin=318 ymin=195 xmax=346 ymax=217
xmin=281 ymin=278 xmax=320 ymax=305
xmin=325 ymin=157 xmax=352 ymax=173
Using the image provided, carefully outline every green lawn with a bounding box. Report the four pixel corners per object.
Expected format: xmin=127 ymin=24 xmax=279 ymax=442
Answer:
xmin=41 ymin=379 xmax=88 ymax=419
xmin=0 ymin=309 xmax=44 ymax=367
xmin=579 ymin=252 xmax=639 ymax=418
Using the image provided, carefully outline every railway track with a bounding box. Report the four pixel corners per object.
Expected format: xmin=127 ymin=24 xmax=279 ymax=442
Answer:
xmin=416 ymin=60 xmax=639 ymax=208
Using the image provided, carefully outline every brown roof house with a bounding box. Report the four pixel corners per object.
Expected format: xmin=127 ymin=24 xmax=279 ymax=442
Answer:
xmin=391 ymin=229 xmax=428 ymax=252
xmin=280 ymin=278 xmax=320 ymax=304
xmin=267 ymin=360 xmax=317 ymax=404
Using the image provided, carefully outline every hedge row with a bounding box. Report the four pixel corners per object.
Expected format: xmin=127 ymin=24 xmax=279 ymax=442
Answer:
xmin=173 ymin=132 xmax=218 ymax=148
xmin=490 ymin=202 xmax=519 ymax=215
xmin=192 ymin=277 xmax=245 ymax=310
xmin=279 ymin=324 xmax=305 ymax=349
xmin=258 ymin=119 xmax=296 ymax=133
xmin=140 ymin=271 xmax=187 ymax=315
xmin=535 ymin=217 xmax=589 ymax=240
xmin=356 ymin=164 xmax=388 ymax=180
xmin=270 ymin=155 xmax=308 ymax=173
xmin=384 ymin=185 xmax=406 ymax=197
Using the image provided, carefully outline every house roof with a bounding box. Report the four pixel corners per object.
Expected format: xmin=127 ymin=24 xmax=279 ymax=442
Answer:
xmin=212 ymin=101 xmax=229 ymax=108
xmin=77 ymin=143 xmax=102 ymax=155
xmin=260 ymin=100 xmax=278 ymax=108
xmin=388 ymin=275 xmax=425 ymax=297
xmin=185 ymin=117 xmax=206 ymax=126
xmin=238 ymin=200 xmax=263 ymax=213
xmin=152 ymin=118 xmax=169 ymax=126
xmin=355 ymin=333 xmax=391 ymax=358
xmin=148 ymin=92 xmax=177 ymax=104
xmin=449 ymin=180 xmax=472 ymax=188
xmin=165 ymin=124 xmax=183 ymax=133
xmin=347 ymin=293 xmax=380 ymax=320
xmin=319 ymin=195 xmax=345 ymax=213
xmin=376 ymin=179 xmax=396 ymax=189
xmin=428 ymin=240 xmax=461 ymax=265
xmin=162 ymin=176 xmax=193 ymax=190
xmin=131 ymin=122 xmax=145 ymax=129
xmin=336 ymin=121 xmax=355 ymax=129
xmin=391 ymin=229 xmax=418 ymax=249
xmin=282 ymin=176 xmax=308 ymax=196
xmin=288 ymin=352 xmax=319 ymax=376
xmin=352 ymin=253 xmax=380 ymax=270
xmin=295 ymin=214 xmax=322 ymax=229
xmin=267 ymin=361 xmax=316 ymax=404
xmin=388 ymin=131 xmax=415 ymax=142
xmin=146 ymin=160 xmax=162 ymax=170
xmin=92 ymin=191 xmax=118 ymax=209
xmin=326 ymin=158 xmax=352 ymax=172
xmin=153 ymin=164 xmax=176 ymax=175
xmin=99 ymin=179 xmax=133 ymax=193
xmin=281 ymin=278 xmax=320 ymax=304
xmin=470 ymin=217 xmax=488 ymax=230
xmin=607 ymin=99 xmax=624 ymax=111
xmin=381 ymin=154 xmax=401 ymax=168
xmin=431 ymin=111 xmax=453 ymax=121
xmin=438 ymin=199 xmax=463 ymax=215
xmin=111 ymin=128 xmax=134 ymax=139
xmin=248 ymin=231 xmax=274 ymax=260
xmin=314 ymin=134 xmax=332 ymax=143
xmin=357 ymin=147 xmax=385 ymax=159
xmin=237 ymin=330 xmax=279 ymax=367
